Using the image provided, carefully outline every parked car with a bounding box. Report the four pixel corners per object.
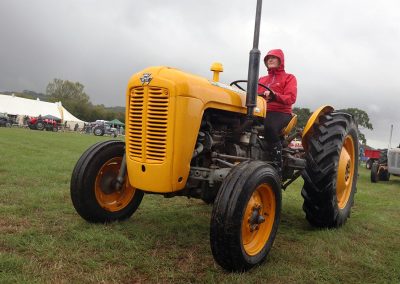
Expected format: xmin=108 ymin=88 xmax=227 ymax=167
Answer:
xmin=0 ymin=113 xmax=12 ymax=127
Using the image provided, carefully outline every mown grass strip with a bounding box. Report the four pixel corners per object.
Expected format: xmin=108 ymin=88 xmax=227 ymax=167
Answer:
xmin=1 ymin=128 xmax=399 ymax=283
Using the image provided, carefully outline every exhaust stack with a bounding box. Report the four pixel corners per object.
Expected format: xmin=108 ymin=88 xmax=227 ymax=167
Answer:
xmin=246 ymin=0 xmax=263 ymax=117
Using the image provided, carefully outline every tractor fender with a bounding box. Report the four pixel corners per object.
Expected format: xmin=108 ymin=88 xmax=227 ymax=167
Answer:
xmin=301 ymin=105 xmax=334 ymax=151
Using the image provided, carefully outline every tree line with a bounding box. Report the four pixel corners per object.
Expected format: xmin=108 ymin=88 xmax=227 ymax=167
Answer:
xmin=10 ymin=79 xmax=125 ymax=123
xmin=45 ymin=79 xmax=125 ymax=123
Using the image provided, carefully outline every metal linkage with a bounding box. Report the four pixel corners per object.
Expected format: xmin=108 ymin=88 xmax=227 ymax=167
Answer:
xmin=115 ymin=154 xmax=127 ymax=190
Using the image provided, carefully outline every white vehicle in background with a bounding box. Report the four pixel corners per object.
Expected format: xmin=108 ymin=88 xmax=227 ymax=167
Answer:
xmin=388 ymin=148 xmax=400 ymax=175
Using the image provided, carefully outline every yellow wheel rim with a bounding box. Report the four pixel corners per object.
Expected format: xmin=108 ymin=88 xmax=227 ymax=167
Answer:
xmin=336 ymin=135 xmax=355 ymax=209
xmin=95 ymin=157 xmax=136 ymax=212
xmin=242 ymin=184 xmax=276 ymax=256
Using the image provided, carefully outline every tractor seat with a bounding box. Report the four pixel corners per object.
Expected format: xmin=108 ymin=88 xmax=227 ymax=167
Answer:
xmin=281 ymin=114 xmax=297 ymax=136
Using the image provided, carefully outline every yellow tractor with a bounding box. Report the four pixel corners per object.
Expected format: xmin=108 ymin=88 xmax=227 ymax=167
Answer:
xmin=70 ymin=0 xmax=358 ymax=272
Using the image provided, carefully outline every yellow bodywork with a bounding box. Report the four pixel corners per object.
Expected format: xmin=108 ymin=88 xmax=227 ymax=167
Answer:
xmin=125 ymin=66 xmax=266 ymax=193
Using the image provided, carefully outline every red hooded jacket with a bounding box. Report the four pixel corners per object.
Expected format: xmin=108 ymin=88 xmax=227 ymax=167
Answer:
xmin=257 ymin=49 xmax=297 ymax=114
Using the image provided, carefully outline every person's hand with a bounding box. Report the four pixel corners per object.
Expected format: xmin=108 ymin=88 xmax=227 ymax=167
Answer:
xmin=262 ymin=90 xmax=271 ymax=100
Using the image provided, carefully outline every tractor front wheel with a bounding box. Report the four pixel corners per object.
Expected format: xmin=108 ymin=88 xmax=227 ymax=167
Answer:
xmin=302 ymin=111 xmax=358 ymax=228
xmin=210 ymin=161 xmax=281 ymax=271
xmin=379 ymin=168 xmax=390 ymax=181
xmin=70 ymin=140 xmax=143 ymax=223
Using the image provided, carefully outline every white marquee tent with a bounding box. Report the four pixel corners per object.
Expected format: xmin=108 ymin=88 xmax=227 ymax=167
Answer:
xmin=0 ymin=94 xmax=85 ymax=128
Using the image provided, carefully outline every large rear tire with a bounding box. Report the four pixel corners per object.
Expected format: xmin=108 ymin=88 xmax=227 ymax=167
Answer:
xmin=366 ymin=159 xmax=374 ymax=169
xmin=36 ymin=121 xmax=45 ymax=130
xmin=302 ymin=111 xmax=358 ymax=228
xmin=210 ymin=161 xmax=281 ymax=271
xmin=70 ymin=140 xmax=143 ymax=223
xmin=93 ymin=126 xmax=105 ymax=136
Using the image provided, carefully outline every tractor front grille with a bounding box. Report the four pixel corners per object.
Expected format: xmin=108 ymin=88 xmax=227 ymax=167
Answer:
xmin=388 ymin=150 xmax=400 ymax=168
xmin=128 ymin=86 xmax=169 ymax=163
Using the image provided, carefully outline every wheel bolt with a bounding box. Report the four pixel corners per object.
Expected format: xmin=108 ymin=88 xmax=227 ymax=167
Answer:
xmin=257 ymin=215 xmax=265 ymax=224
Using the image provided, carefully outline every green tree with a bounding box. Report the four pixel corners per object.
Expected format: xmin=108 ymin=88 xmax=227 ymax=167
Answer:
xmin=45 ymin=78 xmax=125 ymax=123
xmin=339 ymin=108 xmax=373 ymax=145
xmin=46 ymin=79 xmax=91 ymax=120
xmin=292 ymin=107 xmax=311 ymax=129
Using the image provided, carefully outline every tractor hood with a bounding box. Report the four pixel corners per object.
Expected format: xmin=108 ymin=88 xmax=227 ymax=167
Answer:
xmin=127 ymin=66 xmax=266 ymax=116
xmin=124 ymin=66 xmax=266 ymax=193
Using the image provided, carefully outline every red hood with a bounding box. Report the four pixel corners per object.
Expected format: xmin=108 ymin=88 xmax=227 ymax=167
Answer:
xmin=264 ymin=49 xmax=285 ymax=73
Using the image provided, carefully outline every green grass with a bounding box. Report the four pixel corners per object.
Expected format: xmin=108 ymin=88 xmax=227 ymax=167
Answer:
xmin=0 ymin=127 xmax=399 ymax=283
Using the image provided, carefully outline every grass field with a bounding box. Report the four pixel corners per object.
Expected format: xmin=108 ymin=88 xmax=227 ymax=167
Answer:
xmin=0 ymin=127 xmax=399 ymax=283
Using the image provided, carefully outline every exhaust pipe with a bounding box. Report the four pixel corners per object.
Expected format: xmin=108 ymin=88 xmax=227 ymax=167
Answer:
xmin=246 ymin=0 xmax=263 ymax=118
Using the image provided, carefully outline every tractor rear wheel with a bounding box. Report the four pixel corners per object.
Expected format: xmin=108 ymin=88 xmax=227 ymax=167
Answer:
xmin=210 ymin=161 xmax=281 ymax=271
xmin=371 ymin=162 xmax=379 ymax=183
xmin=302 ymin=111 xmax=358 ymax=228
xmin=93 ymin=126 xmax=105 ymax=136
xmin=70 ymin=140 xmax=143 ymax=223
xmin=36 ymin=121 xmax=45 ymax=130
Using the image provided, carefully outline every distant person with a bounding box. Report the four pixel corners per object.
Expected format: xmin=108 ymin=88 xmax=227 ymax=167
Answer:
xmin=86 ymin=123 xmax=91 ymax=134
xmin=257 ymin=49 xmax=297 ymax=172
xmin=74 ymin=123 xmax=79 ymax=131
xmin=359 ymin=146 xmax=365 ymax=165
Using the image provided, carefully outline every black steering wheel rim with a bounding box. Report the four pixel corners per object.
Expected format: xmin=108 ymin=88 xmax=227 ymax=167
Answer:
xmin=229 ymin=80 xmax=276 ymax=100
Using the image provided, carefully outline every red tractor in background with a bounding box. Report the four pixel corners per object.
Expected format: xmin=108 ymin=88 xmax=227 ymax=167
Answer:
xmin=28 ymin=116 xmax=59 ymax=132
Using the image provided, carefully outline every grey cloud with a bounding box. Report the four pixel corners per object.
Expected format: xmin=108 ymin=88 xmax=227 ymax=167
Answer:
xmin=0 ymin=0 xmax=399 ymax=147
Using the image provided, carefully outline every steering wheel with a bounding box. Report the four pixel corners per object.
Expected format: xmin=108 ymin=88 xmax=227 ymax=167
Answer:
xmin=229 ymin=80 xmax=276 ymax=101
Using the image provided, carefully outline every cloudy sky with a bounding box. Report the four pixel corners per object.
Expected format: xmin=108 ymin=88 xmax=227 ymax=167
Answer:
xmin=1 ymin=0 xmax=399 ymax=148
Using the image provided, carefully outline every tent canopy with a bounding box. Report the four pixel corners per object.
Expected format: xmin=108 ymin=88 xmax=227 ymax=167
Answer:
xmin=0 ymin=94 xmax=85 ymax=127
xmin=109 ymin=119 xmax=124 ymax=126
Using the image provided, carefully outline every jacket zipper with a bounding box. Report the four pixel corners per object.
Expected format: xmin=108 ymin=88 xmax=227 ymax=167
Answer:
xmin=267 ymin=74 xmax=276 ymax=87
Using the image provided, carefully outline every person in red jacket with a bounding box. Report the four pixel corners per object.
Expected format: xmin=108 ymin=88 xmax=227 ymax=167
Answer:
xmin=257 ymin=49 xmax=297 ymax=170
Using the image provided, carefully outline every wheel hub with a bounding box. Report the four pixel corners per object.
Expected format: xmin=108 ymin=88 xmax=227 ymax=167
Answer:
xmin=94 ymin=157 xmax=136 ymax=212
xmin=99 ymin=171 xmax=119 ymax=194
xmin=248 ymin=204 xmax=266 ymax=232
xmin=345 ymin=161 xmax=350 ymax=182
xmin=242 ymin=183 xmax=276 ymax=256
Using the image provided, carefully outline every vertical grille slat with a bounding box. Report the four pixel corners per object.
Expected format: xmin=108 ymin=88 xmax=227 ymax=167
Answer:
xmin=128 ymin=86 xmax=169 ymax=162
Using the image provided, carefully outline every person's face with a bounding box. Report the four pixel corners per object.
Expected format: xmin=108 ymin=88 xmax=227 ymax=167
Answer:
xmin=266 ymin=56 xmax=280 ymax=69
